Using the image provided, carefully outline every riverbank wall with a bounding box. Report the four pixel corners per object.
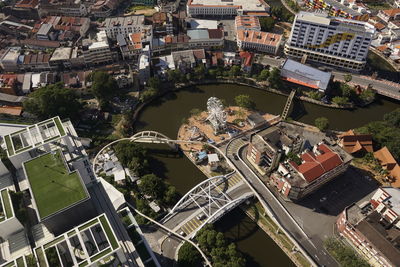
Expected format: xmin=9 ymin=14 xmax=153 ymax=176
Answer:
xmin=132 ymin=78 xmax=355 ymax=124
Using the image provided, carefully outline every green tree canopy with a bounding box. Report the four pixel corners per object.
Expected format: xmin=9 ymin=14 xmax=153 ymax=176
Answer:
xmin=229 ymin=65 xmax=241 ymax=78
xmin=178 ymin=242 xmax=202 ymax=267
xmin=91 ymin=71 xmax=117 ymax=105
xmin=114 ymin=142 xmax=149 ymax=176
xmin=194 ymin=64 xmax=207 ymax=80
xmin=23 ymin=83 xmax=81 ymax=120
xmin=332 ymin=96 xmax=349 ymax=106
xmin=148 ymin=77 xmax=161 ymax=90
xmin=196 ymin=224 xmax=245 ymax=267
xmin=383 ymin=108 xmax=400 ymax=128
xmin=257 ymin=69 xmax=270 ymax=81
xmin=259 ymin=16 xmax=275 ymax=31
xmin=235 ymin=94 xmax=254 ymax=109
xmin=268 ymin=67 xmax=283 ymax=89
xmin=344 ymin=74 xmax=352 ymax=83
xmin=315 ymin=117 xmax=329 ymax=131
xmin=139 ymin=88 xmax=157 ymax=103
xmin=138 ymin=174 xmax=166 ymax=200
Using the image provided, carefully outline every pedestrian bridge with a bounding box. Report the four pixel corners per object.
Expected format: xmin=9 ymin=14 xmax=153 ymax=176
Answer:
xmin=162 ymin=172 xmax=254 ymax=238
xmin=93 ymin=131 xmax=254 ymax=238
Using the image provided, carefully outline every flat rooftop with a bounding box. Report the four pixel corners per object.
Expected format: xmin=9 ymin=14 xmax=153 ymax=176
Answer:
xmin=281 ymin=59 xmax=332 ymax=90
xmin=189 ymin=0 xmax=269 ymax=12
xmin=296 ymin=11 xmax=375 ymax=33
xmin=1 ymin=214 xmax=120 ymax=267
xmin=23 ymin=150 xmax=88 ymax=220
xmin=4 ymin=116 xmax=66 ymax=157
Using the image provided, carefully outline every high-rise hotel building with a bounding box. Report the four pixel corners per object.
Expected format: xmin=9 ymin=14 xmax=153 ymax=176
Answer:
xmin=284 ymin=12 xmax=375 ymax=71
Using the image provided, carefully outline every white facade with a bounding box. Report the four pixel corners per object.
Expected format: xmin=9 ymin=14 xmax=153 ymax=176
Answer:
xmin=187 ymin=0 xmax=269 ymax=17
xmin=83 ymin=31 xmax=114 ymax=65
xmin=102 ymin=16 xmax=145 ymax=40
xmin=285 ymin=12 xmax=375 ymax=71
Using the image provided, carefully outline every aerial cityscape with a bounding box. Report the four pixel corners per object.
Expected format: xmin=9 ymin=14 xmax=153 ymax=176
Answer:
xmin=0 ymin=0 xmax=399 ymax=266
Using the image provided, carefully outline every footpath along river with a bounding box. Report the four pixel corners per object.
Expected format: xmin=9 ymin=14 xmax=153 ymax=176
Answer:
xmin=134 ymin=84 xmax=399 ymax=266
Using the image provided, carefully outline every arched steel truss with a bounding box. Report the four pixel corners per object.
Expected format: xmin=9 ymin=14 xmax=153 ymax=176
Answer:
xmin=130 ymin=131 xmax=177 ymax=149
xmin=170 ymin=173 xmax=238 ymax=218
xmin=190 ymin=192 xmax=254 ymax=237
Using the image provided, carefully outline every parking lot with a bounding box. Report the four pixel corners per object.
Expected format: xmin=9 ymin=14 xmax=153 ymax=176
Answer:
xmin=298 ymin=166 xmax=379 ymax=216
xmin=280 ymin=165 xmax=379 ymax=239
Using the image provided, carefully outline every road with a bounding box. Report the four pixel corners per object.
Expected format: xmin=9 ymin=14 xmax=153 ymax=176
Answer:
xmin=224 ymin=138 xmax=338 ymax=267
xmin=254 ymin=54 xmax=400 ymax=101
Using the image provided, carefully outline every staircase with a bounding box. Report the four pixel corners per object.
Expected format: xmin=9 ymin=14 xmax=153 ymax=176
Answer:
xmin=281 ymin=89 xmax=296 ymax=120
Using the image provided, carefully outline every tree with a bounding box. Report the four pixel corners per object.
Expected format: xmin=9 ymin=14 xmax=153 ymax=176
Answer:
xmin=259 ymin=16 xmax=275 ymax=31
xmin=359 ymin=88 xmax=376 ymax=102
xmin=383 ymin=108 xmax=400 ymax=128
xmin=268 ymin=67 xmax=283 ymax=89
xmin=139 ymin=88 xmax=157 ymax=102
xmin=148 ymin=77 xmax=161 ymax=91
xmin=138 ymin=174 xmax=166 ymax=200
xmin=235 ymin=94 xmax=254 ymax=109
xmin=167 ymin=69 xmax=181 ymax=84
xmin=340 ymin=83 xmax=353 ymax=98
xmin=315 ymin=117 xmax=329 ymax=131
xmin=114 ymin=141 xmax=149 ymax=176
xmin=308 ymin=91 xmax=323 ymax=100
xmin=178 ymin=242 xmax=202 ymax=267
xmin=257 ymin=69 xmax=270 ymax=81
xmin=208 ymin=69 xmax=218 ymax=79
xmin=163 ymin=185 xmax=179 ymax=206
xmin=332 ymin=96 xmax=349 ymax=106
xmin=229 ymin=65 xmax=241 ymax=78
xmin=194 ymin=64 xmax=207 ymax=80
xmin=23 ymin=83 xmax=81 ymax=120
xmin=344 ymin=74 xmax=352 ymax=83
xmin=91 ymin=71 xmax=117 ymax=107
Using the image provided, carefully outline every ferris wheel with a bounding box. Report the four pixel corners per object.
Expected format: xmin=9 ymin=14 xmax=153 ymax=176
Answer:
xmin=206 ymin=97 xmax=227 ymax=135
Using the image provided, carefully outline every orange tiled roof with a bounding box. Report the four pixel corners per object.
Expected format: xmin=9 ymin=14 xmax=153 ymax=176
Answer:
xmin=237 ymin=29 xmax=282 ymax=47
xmin=374 ymin=146 xmax=397 ymax=171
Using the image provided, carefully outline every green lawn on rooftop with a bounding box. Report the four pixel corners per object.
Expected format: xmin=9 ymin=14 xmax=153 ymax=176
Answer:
xmin=24 ymin=150 xmax=88 ymax=219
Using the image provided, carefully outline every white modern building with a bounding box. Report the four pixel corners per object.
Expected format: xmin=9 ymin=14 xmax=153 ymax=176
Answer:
xmin=187 ymin=0 xmax=270 ymax=17
xmin=237 ymin=29 xmax=282 ymax=54
xmin=82 ymin=30 xmax=114 ymax=65
xmin=284 ymin=11 xmax=375 ymax=71
xmin=102 ymin=15 xmax=145 ymax=40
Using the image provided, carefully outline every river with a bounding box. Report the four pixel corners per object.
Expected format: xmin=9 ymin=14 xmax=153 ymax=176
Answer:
xmin=135 ymin=84 xmax=399 ymax=266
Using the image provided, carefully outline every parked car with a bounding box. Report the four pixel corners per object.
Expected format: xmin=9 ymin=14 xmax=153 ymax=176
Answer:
xmin=233 ymin=154 xmax=239 ymax=160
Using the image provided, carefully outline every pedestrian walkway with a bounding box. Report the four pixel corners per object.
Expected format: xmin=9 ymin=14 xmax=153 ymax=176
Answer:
xmin=180 ymin=217 xmax=204 ymax=236
xmin=227 ymin=139 xmax=246 ymax=156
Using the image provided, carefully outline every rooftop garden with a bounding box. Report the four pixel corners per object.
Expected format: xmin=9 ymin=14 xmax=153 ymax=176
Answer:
xmin=23 ymin=150 xmax=88 ymax=219
xmin=0 ymin=189 xmax=13 ymax=221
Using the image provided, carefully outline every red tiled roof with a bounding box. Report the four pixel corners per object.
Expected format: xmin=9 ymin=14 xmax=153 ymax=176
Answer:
xmin=298 ymin=162 xmax=325 ymax=182
xmin=208 ymin=29 xmax=223 ymax=39
xmin=291 ymin=144 xmax=343 ymax=183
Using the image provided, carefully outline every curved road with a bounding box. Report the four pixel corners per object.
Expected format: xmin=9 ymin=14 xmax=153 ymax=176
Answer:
xmin=224 ymin=138 xmax=337 ymax=267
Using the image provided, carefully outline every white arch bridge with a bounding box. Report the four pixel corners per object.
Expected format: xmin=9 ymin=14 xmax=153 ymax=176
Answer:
xmin=93 ymin=131 xmax=254 ymax=238
xmin=162 ymin=172 xmax=254 ymax=238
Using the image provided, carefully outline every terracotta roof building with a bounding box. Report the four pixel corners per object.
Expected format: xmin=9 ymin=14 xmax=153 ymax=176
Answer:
xmin=374 ymin=146 xmax=397 ymax=171
xmin=390 ymin=164 xmax=400 ymax=188
xmin=267 ymin=123 xmax=352 ymax=200
xmin=235 ymin=15 xmax=261 ymax=31
xmin=378 ymin=8 xmax=400 ymax=22
xmin=237 ymin=29 xmax=282 ymax=55
xmin=338 ymin=129 xmax=373 ymax=154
